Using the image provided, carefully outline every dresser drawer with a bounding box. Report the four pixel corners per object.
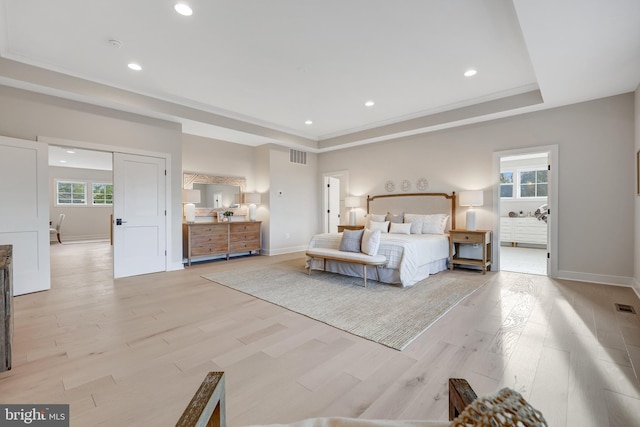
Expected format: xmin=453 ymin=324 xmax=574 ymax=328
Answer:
xmin=230 ymin=240 xmax=260 ymax=252
xmin=191 ymin=243 xmax=228 ymax=256
xmin=450 ymin=232 xmax=485 ymax=244
xmin=191 ymin=224 xmax=227 ymax=237
xmin=230 ymin=223 xmax=260 ymax=233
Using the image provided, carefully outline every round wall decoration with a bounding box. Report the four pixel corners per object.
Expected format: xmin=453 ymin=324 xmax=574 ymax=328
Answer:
xmin=385 ymin=180 xmax=395 ymax=192
xmin=400 ymin=179 xmax=411 ymax=192
xmin=416 ymin=177 xmax=429 ymax=191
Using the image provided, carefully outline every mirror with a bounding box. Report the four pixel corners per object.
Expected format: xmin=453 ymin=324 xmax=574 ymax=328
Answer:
xmin=183 ymin=173 xmax=247 ymax=218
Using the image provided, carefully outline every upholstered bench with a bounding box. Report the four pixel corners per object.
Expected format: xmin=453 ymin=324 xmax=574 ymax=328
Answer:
xmin=305 ymin=247 xmax=386 ymax=287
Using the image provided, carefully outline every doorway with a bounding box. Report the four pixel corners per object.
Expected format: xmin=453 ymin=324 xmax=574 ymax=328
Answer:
xmin=45 ymin=139 xmax=169 ymax=283
xmin=492 ymin=145 xmax=558 ymax=277
xmin=322 ymin=171 xmax=349 ymax=233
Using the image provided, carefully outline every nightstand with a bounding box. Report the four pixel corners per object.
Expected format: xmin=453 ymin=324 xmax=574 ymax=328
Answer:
xmin=449 ymin=229 xmax=492 ymax=274
xmin=337 ymin=225 xmax=364 ymax=232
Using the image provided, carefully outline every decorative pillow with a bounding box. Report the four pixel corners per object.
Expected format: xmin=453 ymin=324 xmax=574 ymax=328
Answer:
xmin=368 ymin=220 xmax=390 ymax=233
xmin=386 ymin=212 xmax=404 ymax=224
xmin=366 ymin=213 xmax=386 ymax=229
xmin=389 ymin=222 xmax=411 ymax=235
xmin=361 ymin=229 xmax=381 ymax=256
xmin=403 ymin=213 xmax=425 ymax=234
xmin=339 ymin=229 xmax=364 ymax=252
xmin=422 ymin=214 xmax=450 ymax=234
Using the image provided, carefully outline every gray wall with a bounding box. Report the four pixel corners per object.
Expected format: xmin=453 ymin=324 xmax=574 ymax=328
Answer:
xmin=319 ymin=94 xmax=635 ymax=286
xmin=0 ymin=85 xmax=184 ymax=270
xmin=49 ymin=166 xmax=113 ymax=241
xmin=635 ymin=86 xmax=640 ymax=296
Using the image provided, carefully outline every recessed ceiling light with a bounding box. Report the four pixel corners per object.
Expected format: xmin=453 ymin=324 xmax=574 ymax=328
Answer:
xmin=464 ymin=69 xmax=477 ymax=77
xmin=128 ymin=63 xmax=142 ymax=71
xmin=365 ymin=100 xmax=375 ymax=107
xmin=305 ymin=120 xmax=313 ymax=125
xmin=66 ymin=149 xmax=75 ymax=154
xmin=59 ymin=160 xmax=67 ymax=163
xmin=174 ymin=3 xmax=193 ymax=16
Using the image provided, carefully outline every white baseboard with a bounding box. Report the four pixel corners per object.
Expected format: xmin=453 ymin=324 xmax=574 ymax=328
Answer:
xmin=632 ymin=278 xmax=640 ymax=299
xmin=167 ymin=261 xmax=184 ymax=271
xmin=262 ymin=245 xmax=307 ymax=256
xmin=556 ymin=270 xmax=634 ymax=288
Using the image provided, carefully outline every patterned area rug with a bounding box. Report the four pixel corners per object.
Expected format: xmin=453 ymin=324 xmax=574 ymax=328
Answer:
xmin=202 ymin=260 xmax=491 ymax=350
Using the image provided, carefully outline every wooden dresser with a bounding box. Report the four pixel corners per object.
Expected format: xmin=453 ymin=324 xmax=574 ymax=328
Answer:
xmin=183 ymin=221 xmax=261 ymax=266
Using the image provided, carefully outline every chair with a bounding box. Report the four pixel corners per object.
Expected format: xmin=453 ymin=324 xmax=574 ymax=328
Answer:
xmin=176 ymin=373 xmax=547 ymax=427
xmin=49 ymin=213 xmax=65 ymax=244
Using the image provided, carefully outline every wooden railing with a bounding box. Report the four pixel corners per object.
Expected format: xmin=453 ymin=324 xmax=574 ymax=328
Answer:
xmin=175 ymin=372 xmax=477 ymax=427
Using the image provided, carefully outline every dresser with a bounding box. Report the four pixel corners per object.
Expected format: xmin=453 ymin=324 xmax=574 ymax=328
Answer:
xmin=183 ymin=221 xmax=261 ymax=266
xmin=0 ymin=244 xmax=12 ymax=372
xmin=500 ymin=217 xmax=547 ymax=246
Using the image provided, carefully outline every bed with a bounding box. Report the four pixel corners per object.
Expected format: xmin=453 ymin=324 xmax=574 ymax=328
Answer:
xmin=306 ymin=192 xmax=457 ymax=287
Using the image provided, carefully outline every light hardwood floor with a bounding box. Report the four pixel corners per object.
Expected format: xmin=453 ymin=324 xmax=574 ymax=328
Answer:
xmin=2 ymin=242 xmax=640 ymax=426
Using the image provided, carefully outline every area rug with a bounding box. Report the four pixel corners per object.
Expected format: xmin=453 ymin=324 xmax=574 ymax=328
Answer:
xmin=201 ymin=260 xmax=491 ymax=350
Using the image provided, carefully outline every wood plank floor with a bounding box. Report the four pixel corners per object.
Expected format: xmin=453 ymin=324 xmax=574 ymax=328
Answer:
xmin=1 ymin=242 xmax=640 ymax=426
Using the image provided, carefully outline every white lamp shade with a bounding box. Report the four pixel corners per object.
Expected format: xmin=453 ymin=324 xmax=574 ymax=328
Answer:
xmin=345 ymin=196 xmax=361 ymax=208
xmin=244 ymin=192 xmax=261 ymax=205
xmin=182 ymin=189 xmax=201 ymax=204
xmin=459 ymin=190 xmax=483 ymax=207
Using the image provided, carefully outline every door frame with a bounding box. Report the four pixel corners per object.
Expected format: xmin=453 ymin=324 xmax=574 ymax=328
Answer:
xmin=38 ymin=136 xmax=174 ymax=277
xmin=321 ymin=170 xmax=349 ymax=233
xmin=492 ymin=144 xmax=558 ymax=277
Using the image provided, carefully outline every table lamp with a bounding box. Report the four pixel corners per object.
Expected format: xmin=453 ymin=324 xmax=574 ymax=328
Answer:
xmin=459 ymin=190 xmax=483 ymax=231
xmin=345 ymin=196 xmax=361 ymax=226
xmin=182 ymin=189 xmax=201 ymax=223
xmin=244 ymin=193 xmax=261 ymax=222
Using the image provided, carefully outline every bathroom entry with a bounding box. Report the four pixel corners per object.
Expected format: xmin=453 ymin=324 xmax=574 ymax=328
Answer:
xmin=498 ymin=151 xmax=550 ymax=275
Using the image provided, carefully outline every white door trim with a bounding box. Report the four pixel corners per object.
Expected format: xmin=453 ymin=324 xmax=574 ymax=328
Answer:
xmin=38 ymin=136 xmax=174 ymax=275
xmin=492 ymin=144 xmax=558 ymax=277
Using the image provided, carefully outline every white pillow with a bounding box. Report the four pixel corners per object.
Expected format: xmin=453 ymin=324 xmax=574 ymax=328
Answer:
xmin=403 ymin=213 xmax=425 ymax=234
xmin=422 ymin=214 xmax=450 ymax=234
xmin=368 ymin=220 xmax=390 ymax=233
xmin=361 ymin=229 xmax=381 ymax=256
xmin=389 ymin=222 xmax=411 ymax=235
xmin=366 ymin=213 xmax=386 ymax=229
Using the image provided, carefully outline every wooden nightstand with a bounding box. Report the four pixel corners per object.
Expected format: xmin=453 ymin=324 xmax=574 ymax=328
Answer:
xmin=337 ymin=225 xmax=364 ymax=232
xmin=449 ymin=229 xmax=492 ymax=274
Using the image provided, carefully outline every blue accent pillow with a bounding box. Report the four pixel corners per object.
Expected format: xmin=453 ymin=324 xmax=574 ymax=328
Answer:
xmin=339 ymin=229 xmax=364 ymax=252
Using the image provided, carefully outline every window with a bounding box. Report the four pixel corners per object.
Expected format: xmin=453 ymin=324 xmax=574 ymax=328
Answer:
xmin=500 ymin=171 xmax=514 ymax=198
xmin=92 ymin=183 xmax=113 ymax=205
xmin=56 ymin=181 xmax=87 ymax=205
xmin=519 ymin=169 xmax=548 ymax=198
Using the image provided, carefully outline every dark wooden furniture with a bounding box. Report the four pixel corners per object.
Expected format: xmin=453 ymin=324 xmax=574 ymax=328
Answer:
xmin=337 ymin=224 xmax=364 ymax=232
xmin=183 ymin=221 xmax=261 ymax=266
xmin=0 ymin=245 xmax=12 ymax=372
xmin=176 ymin=373 xmax=477 ymax=427
xmin=176 ymin=372 xmax=225 ymax=427
xmin=449 ymin=229 xmax=492 ymax=274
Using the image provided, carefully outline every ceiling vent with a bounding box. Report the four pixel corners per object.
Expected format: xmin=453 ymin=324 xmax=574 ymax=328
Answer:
xmin=289 ymin=149 xmax=307 ymax=165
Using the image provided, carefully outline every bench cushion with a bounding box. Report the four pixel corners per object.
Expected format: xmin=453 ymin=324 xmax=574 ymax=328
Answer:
xmin=306 ymin=248 xmax=386 ymax=265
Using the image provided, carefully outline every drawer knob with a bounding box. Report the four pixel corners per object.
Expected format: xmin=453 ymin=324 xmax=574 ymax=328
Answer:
xmin=465 ymin=236 xmax=469 ymax=240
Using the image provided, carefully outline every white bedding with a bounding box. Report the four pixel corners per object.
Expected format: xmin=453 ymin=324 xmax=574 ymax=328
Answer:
xmin=306 ymin=232 xmax=451 ymax=287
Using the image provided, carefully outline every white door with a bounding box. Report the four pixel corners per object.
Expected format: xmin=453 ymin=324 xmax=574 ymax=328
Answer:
xmin=113 ymin=153 xmax=166 ymax=278
xmin=0 ymin=136 xmax=50 ymax=295
xmin=324 ymin=176 xmax=340 ymax=233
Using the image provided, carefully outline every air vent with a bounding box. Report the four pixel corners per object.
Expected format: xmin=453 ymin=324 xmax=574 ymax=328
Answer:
xmin=289 ymin=149 xmax=307 ymax=165
xmin=615 ymin=303 xmax=636 ymax=314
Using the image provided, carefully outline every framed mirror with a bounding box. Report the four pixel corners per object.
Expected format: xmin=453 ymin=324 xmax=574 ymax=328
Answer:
xmin=183 ymin=173 xmax=247 ymax=219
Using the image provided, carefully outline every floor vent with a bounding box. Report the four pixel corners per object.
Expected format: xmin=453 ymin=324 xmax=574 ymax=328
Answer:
xmin=289 ymin=149 xmax=307 ymax=165
xmin=615 ymin=303 xmax=636 ymax=314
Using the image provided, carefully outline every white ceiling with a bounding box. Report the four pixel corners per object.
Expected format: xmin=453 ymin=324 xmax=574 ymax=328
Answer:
xmin=1 ymin=0 xmax=639 ymax=153
xmin=48 ymin=145 xmax=113 ymax=170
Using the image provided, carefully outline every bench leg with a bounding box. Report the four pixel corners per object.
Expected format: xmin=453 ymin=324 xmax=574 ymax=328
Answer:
xmin=308 ymin=258 xmax=312 ymax=276
xmin=375 ymin=265 xmax=381 ymax=282
xmin=362 ymin=265 xmax=367 ymax=288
